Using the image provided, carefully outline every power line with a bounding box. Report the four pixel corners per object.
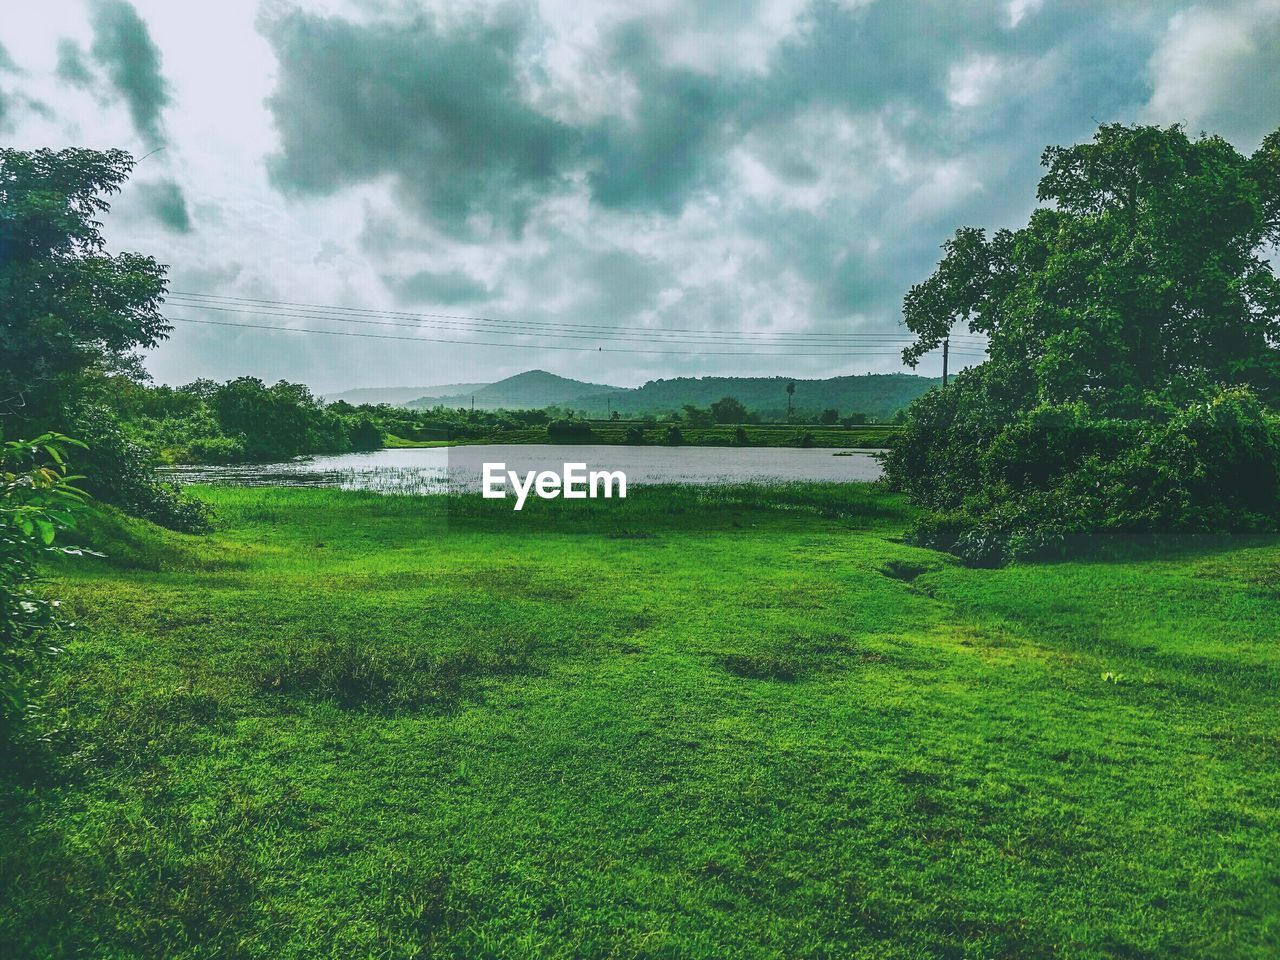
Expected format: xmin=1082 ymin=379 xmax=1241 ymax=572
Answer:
xmin=167 ymin=316 xmax=980 ymax=358
xmin=167 ymin=290 xmax=990 ymax=346
xmin=166 ymin=300 xmax=987 ymax=349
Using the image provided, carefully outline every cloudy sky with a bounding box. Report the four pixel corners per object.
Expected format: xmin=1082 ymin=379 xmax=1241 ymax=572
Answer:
xmin=3 ymin=0 xmax=1279 ymax=392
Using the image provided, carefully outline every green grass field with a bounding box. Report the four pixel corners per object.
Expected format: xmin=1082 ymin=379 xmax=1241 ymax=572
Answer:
xmin=3 ymin=484 xmax=1278 ymax=958
xmin=386 ymin=422 xmax=900 ymax=449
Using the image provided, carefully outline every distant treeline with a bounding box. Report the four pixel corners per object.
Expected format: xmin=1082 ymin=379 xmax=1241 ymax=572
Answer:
xmin=106 ymin=376 xmax=384 ymax=464
xmin=104 ymin=376 xmax=898 ymax=464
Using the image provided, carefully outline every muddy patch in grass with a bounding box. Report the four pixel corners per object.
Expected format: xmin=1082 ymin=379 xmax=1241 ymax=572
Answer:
xmin=248 ymin=638 xmax=538 ymax=713
xmin=879 ymin=559 xmax=936 ymax=583
xmin=715 ymin=652 xmax=802 ymax=681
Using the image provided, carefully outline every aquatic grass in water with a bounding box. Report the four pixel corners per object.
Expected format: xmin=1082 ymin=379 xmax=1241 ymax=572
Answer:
xmin=159 ymin=445 xmax=885 ymax=495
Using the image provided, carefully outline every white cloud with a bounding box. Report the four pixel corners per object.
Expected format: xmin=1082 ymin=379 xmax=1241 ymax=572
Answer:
xmin=1145 ymin=0 xmax=1280 ymax=146
xmin=947 ymin=54 xmax=1005 ymax=108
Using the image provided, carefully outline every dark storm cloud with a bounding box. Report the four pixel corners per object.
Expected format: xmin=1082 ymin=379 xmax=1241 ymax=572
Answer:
xmin=261 ymin=7 xmax=578 ymax=236
xmin=56 ymin=38 xmax=96 ymax=88
xmin=583 ymin=23 xmax=743 ymax=212
xmin=0 ymin=42 xmax=9 ymax=130
xmin=0 ymin=39 xmax=51 ymax=131
xmin=137 ymin=178 xmax=193 ymax=232
xmin=253 ymin=0 xmax=1279 ymax=374
xmin=385 ymin=268 xmax=492 ymax=305
xmin=88 ymin=0 xmax=171 ymax=147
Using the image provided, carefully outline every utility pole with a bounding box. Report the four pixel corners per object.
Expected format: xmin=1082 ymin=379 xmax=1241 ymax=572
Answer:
xmin=470 ymin=394 xmax=475 ymax=414
xmin=942 ymin=337 xmax=949 ymax=388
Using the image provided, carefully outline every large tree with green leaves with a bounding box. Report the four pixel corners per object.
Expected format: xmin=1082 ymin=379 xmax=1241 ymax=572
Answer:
xmin=0 ymin=148 xmax=169 ymax=430
xmin=902 ymin=124 xmax=1280 ymax=406
xmin=887 ymin=124 xmax=1280 ymax=563
xmin=1 ymin=148 xmax=206 ymax=532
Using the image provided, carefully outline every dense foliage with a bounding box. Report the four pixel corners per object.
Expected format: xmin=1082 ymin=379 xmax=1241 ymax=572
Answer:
xmin=1 ymin=148 xmax=208 ymax=529
xmin=100 ymin=375 xmax=383 ymax=464
xmin=888 ymin=124 xmax=1280 ymax=563
xmin=0 ymin=435 xmax=89 ymax=747
xmin=0 ymin=148 xmax=168 ymax=425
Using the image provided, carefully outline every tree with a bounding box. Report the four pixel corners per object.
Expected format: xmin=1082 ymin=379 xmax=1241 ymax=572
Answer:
xmin=212 ymin=378 xmax=349 ymax=461
xmin=0 ymin=148 xmax=169 ymax=430
xmin=900 ymin=124 xmax=1280 ymax=408
xmin=347 ymin=416 xmax=384 ymax=452
xmin=819 ymin=408 xmax=839 ymax=425
xmin=887 ymin=123 xmax=1280 ymax=563
xmin=785 ymin=382 xmax=796 ymax=423
xmin=710 ymin=395 xmax=748 ymax=424
xmin=682 ymin=404 xmax=713 ymax=427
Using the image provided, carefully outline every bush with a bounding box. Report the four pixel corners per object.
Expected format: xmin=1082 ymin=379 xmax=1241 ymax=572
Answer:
xmin=185 ymin=435 xmax=247 ymax=464
xmin=623 ymin=426 xmax=646 ymax=445
xmin=889 ymin=381 xmax=1280 ymax=564
xmin=66 ymin=405 xmax=211 ymax=533
xmin=734 ymin=426 xmax=750 ymax=445
xmin=793 ymin=431 xmax=816 ymax=448
xmin=665 ymin=426 xmax=684 ymax=446
xmin=347 ymin=415 xmax=384 ymax=452
xmin=1 ymin=435 xmax=89 ymax=747
xmin=547 ymin=419 xmax=595 ymax=442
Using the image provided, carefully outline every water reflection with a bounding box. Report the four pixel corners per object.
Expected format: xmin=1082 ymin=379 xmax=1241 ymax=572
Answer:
xmin=160 ymin=444 xmax=884 ymax=495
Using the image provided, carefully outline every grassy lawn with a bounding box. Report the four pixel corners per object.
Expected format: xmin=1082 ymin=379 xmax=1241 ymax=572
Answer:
xmin=2 ymin=484 xmax=1277 ymax=958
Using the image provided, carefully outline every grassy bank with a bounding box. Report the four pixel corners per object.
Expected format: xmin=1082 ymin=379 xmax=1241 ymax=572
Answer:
xmin=387 ymin=422 xmax=900 ymax=449
xmin=3 ymin=485 xmax=1277 ymax=957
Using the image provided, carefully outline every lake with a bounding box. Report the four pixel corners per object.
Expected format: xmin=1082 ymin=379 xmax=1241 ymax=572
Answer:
xmin=160 ymin=444 xmax=884 ymax=495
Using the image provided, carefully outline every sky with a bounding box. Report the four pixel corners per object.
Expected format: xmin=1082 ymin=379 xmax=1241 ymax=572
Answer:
xmin=2 ymin=0 xmax=1279 ymax=393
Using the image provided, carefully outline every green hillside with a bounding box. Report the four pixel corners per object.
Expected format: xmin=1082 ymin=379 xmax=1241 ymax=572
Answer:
xmin=586 ymin=373 xmax=938 ymax=420
xmin=399 ymin=370 xmax=939 ymax=420
xmin=327 ymin=383 xmax=488 ymax=406
xmin=409 ymin=370 xmax=621 ymax=410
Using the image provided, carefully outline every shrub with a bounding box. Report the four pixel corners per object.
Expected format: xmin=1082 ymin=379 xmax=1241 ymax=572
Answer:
xmin=1 ymin=435 xmax=90 ymax=747
xmin=347 ymin=415 xmax=384 ymax=452
xmin=185 ymin=435 xmax=247 ymax=464
xmin=734 ymin=426 xmax=750 ymax=445
xmin=890 ymin=383 xmax=1280 ymax=564
xmin=547 ymin=419 xmax=595 ymax=442
xmin=665 ymin=426 xmax=684 ymax=445
xmin=66 ymin=405 xmax=211 ymax=533
xmin=623 ymin=426 xmax=646 ymax=445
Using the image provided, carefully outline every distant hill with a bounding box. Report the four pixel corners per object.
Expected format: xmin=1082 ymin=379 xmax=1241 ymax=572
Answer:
xmin=407 ymin=370 xmax=622 ymax=410
xmin=326 ymin=383 xmax=487 ymax=406
xmin=583 ymin=374 xmax=938 ymax=421
xmin=349 ymin=370 xmax=937 ymax=420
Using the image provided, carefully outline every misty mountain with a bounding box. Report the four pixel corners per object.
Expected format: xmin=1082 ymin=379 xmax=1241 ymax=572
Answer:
xmin=326 ymin=383 xmax=488 ymax=406
xmin=407 ymin=370 xmax=622 ymax=410
xmin=391 ymin=370 xmax=937 ymax=420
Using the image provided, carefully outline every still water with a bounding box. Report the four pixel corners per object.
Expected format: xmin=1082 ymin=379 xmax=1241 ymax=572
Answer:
xmin=160 ymin=444 xmax=884 ymax=495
